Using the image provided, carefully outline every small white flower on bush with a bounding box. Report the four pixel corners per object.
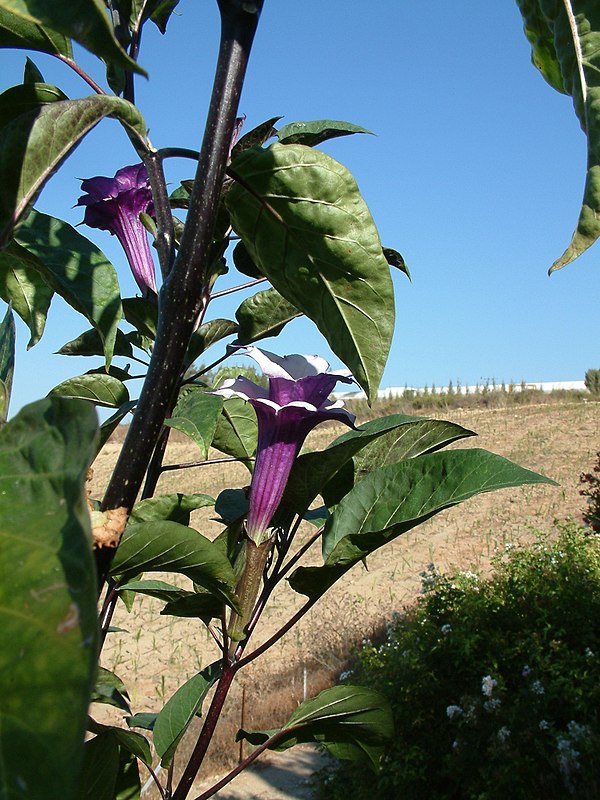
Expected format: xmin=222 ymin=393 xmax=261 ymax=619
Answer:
xmin=530 ymin=679 xmax=545 ymax=695
xmin=481 ymin=675 xmax=497 ymax=697
xmin=497 ymin=726 xmax=511 ymax=742
xmin=483 ymin=697 xmax=502 ymax=713
xmin=539 ymin=719 xmax=550 ymax=731
xmin=521 ymin=664 xmax=532 ymax=677
xmin=446 ymin=704 xmax=463 ymax=719
xmin=441 ymin=624 xmax=452 ymax=635
xmin=585 ymin=647 xmax=594 ymax=658
xmin=338 ymin=670 xmax=353 ymax=682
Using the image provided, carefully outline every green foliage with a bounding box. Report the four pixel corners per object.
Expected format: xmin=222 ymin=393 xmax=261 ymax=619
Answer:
xmin=315 ymin=524 xmax=600 ymax=800
xmin=584 ymin=368 xmax=600 ymax=394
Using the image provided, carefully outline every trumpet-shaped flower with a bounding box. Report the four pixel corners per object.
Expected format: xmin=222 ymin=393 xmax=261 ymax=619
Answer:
xmin=214 ymin=347 xmax=355 ymax=543
xmin=77 ymin=163 xmax=157 ymax=297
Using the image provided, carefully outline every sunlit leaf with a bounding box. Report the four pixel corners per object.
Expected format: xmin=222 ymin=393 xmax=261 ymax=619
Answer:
xmin=0 ymin=95 xmax=146 ymax=244
xmin=226 ymin=143 xmax=394 ymax=400
xmin=0 ymin=81 xmax=67 ymax=124
xmin=165 ymin=387 xmax=224 ymax=459
xmin=14 ymin=212 xmax=122 ymax=365
xmin=0 ymin=7 xmax=72 ymax=57
xmin=211 ymin=396 xmax=257 ymax=469
xmin=91 ymin=667 xmax=131 ymax=713
xmin=49 ymin=373 xmax=129 ymax=408
xmin=153 ymin=662 xmax=222 ymax=767
xmin=0 ymin=305 xmax=15 ymax=422
xmin=185 ymin=318 xmax=238 ymax=366
xmin=0 ymin=397 xmax=98 ymax=800
xmin=516 ymin=1 xmax=600 ymax=270
xmin=121 ymin=296 xmax=157 ymax=340
xmin=277 ymin=119 xmax=373 ymax=147
xmin=0 ymin=0 xmax=146 ymax=75
xmin=237 ymin=685 xmax=392 ymax=771
xmin=290 ymin=449 xmax=556 ymax=600
xmin=129 ymin=492 xmax=214 ymax=525
xmin=231 ymin=115 xmax=281 ymax=159
xmin=235 ymin=287 xmax=302 ymax=344
xmin=58 ymin=328 xmax=134 ymax=359
xmin=0 ymin=240 xmax=53 ymax=348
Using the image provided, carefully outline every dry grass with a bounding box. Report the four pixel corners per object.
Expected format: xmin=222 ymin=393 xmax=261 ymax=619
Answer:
xmin=90 ymin=399 xmax=600 ymax=791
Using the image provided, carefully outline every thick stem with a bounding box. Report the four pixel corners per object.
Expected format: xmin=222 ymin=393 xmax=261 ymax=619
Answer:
xmin=96 ymin=0 xmax=264 ymax=591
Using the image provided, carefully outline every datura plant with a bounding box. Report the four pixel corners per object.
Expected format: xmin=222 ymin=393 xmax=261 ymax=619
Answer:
xmin=1 ymin=1 xmax=593 ymax=799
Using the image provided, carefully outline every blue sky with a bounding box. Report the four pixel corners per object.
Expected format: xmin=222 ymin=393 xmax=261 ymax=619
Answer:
xmin=3 ymin=1 xmax=598 ymax=414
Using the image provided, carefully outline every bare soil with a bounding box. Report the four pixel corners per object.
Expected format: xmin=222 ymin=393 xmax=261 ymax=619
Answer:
xmin=90 ymin=400 xmax=600 ymax=798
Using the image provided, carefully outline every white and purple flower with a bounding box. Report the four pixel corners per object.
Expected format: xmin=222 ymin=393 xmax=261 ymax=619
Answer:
xmin=77 ymin=163 xmax=157 ymax=297
xmin=214 ymin=346 xmax=356 ymax=543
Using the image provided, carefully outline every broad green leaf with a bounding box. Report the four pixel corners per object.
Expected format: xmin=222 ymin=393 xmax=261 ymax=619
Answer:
xmin=215 ymin=487 xmax=248 ymax=524
xmin=165 ymin=388 xmax=224 ymax=459
xmin=0 ymin=305 xmax=15 ymax=421
xmin=161 ymin=591 xmax=224 ymax=622
xmin=211 ymin=396 xmax=257 ymax=469
xmin=77 ymin=733 xmax=120 ymax=800
xmin=0 ymin=0 xmax=145 ymax=76
xmin=153 ymin=662 xmax=222 ymax=767
xmin=129 ymin=492 xmax=214 ymax=525
xmin=289 ymin=449 xmax=556 ymax=600
xmin=98 ymin=400 xmax=137 ymax=451
xmin=0 ymin=397 xmax=98 ymax=800
xmin=276 ymin=414 xmax=473 ymax=526
xmin=382 ymin=246 xmax=411 ymax=280
xmin=114 ymin=749 xmax=140 ymax=800
xmin=231 ymin=115 xmax=281 ymax=159
xmin=0 ymin=95 xmax=146 ymax=244
xmin=516 ymin=1 xmax=600 ymax=270
xmin=226 ymin=143 xmax=394 ymax=400
xmin=87 ymin=719 xmax=152 ymax=767
xmin=235 ymin=287 xmax=302 ymax=344
xmin=185 ymin=318 xmax=238 ymax=366
xmin=111 ymin=520 xmax=238 ymax=606
xmin=126 ymin=713 xmax=157 ymax=731
xmin=119 ymin=579 xmax=190 ymax=604
xmin=0 ymin=81 xmax=67 ymax=124
xmin=147 ymin=0 xmax=181 ymax=33
xmin=58 ymin=328 xmax=134 ymax=359
xmin=0 ymin=7 xmax=72 ymax=56
xmin=0 ymin=240 xmax=53 ymax=347
xmin=322 ymin=417 xmax=476 ymax=507
xmin=49 ymin=373 xmax=129 ymax=408
xmin=91 ymin=667 xmax=131 ymax=713
xmin=232 ymin=239 xmax=262 ymax=278
xmin=277 ymin=119 xmax=373 ymax=147
xmin=121 ymin=296 xmax=157 ymax=340
xmin=14 ymin=212 xmax=122 ymax=365
xmin=237 ymin=685 xmax=392 ymax=771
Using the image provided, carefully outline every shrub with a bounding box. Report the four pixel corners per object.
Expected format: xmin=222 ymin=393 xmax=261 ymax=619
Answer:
xmin=314 ymin=525 xmax=600 ymax=800
xmin=580 ymin=452 xmax=600 ymax=533
xmin=584 ymin=369 xmax=600 ymax=395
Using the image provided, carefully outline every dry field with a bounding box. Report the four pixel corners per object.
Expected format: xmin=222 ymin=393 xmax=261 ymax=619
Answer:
xmin=90 ymin=399 xmax=600 ymax=793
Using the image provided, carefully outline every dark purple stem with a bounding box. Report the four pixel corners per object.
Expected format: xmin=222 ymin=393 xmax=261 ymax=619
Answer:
xmin=97 ymin=0 xmax=264 ymax=591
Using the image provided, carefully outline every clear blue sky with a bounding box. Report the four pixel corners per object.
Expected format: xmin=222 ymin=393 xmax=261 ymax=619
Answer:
xmin=3 ymin=1 xmax=598 ymax=414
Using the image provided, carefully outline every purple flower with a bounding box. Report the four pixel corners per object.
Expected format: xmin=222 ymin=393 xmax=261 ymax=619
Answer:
xmin=214 ymin=347 xmax=356 ymax=543
xmin=77 ymin=163 xmax=157 ymax=297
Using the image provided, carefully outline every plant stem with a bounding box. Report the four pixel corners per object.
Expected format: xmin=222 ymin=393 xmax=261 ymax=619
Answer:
xmin=160 ymin=456 xmax=254 ymax=472
xmin=55 ymin=55 xmax=107 ymax=95
xmin=96 ymin=0 xmax=264 ymax=592
xmin=209 ymin=277 xmax=266 ymax=299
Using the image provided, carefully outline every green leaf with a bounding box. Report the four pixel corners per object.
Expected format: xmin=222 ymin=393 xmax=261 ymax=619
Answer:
xmin=185 ymin=318 xmax=238 ymax=366
xmin=0 ymin=7 xmax=72 ymax=56
xmin=126 ymin=713 xmax=157 ymax=731
xmin=121 ymin=296 xmax=157 ymax=340
xmin=235 ymin=287 xmax=302 ymax=344
xmin=231 ymin=115 xmax=281 ymax=159
xmin=232 ymin=238 xmax=262 ymax=278
xmin=289 ymin=449 xmax=557 ymax=600
xmin=0 ymin=305 xmax=15 ymax=421
xmin=49 ymin=373 xmax=129 ymax=407
xmin=153 ymin=662 xmax=222 ymax=767
xmin=0 ymin=95 xmax=146 ymax=244
xmin=111 ymin=520 xmax=238 ymax=607
xmin=118 ymin=579 xmax=190 ymax=604
xmin=516 ymin=1 xmax=600 ymax=270
xmin=211 ymin=396 xmax=257 ymax=469
xmin=277 ymin=119 xmax=373 ymax=147
xmin=78 ymin=733 xmax=120 ymax=800
xmin=0 ymin=81 xmax=68 ymax=124
xmin=165 ymin=388 xmax=224 ymax=460
xmin=322 ymin=416 xmax=476 ymax=507
xmin=215 ymin=487 xmax=248 ymax=524
xmin=0 ymin=0 xmax=146 ymax=76
xmin=276 ymin=414 xmax=473 ymax=526
xmin=97 ymin=400 xmax=137 ymax=451
xmin=382 ymin=246 xmax=410 ymax=280
xmin=237 ymin=685 xmax=392 ymax=771
xmin=0 ymin=397 xmax=98 ymax=800
xmin=129 ymin=492 xmax=214 ymax=525
xmin=0 ymin=240 xmax=53 ymax=347
xmin=226 ymin=143 xmax=394 ymax=400
xmin=87 ymin=719 xmax=153 ymax=767
xmin=148 ymin=0 xmax=180 ymax=33
xmin=91 ymin=667 xmax=131 ymax=713
xmin=160 ymin=591 xmax=224 ymax=622
xmin=14 ymin=211 xmax=122 ymax=365
xmin=58 ymin=328 xmax=134 ymax=359
xmin=114 ymin=749 xmax=141 ymax=800
xmin=23 ymin=55 xmax=44 ymax=83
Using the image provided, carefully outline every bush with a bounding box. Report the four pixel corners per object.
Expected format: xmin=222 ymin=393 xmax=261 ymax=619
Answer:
xmin=580 ymin=452 xmax=600 ymax=533
xmin=314 ymin=525 xmax=600 ymax=800
xmin=584 ymin=369 xmax=600 ymax=395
